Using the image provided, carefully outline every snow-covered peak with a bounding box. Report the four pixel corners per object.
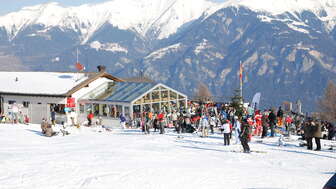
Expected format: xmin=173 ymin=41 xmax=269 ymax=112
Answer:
xmin=2 ymin=0 xmax=336 ymax=42
xmin=0 ymin=0 xmax=218 ymax=42
xmin=215 ymin=0 xmax=336 ymax=19
xmin=202 ymin=0 xmax=336 ymax=32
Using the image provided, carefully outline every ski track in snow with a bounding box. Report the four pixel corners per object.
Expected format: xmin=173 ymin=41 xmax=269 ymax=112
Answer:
xmin=0 ymin=124 xmax=335 ymax=189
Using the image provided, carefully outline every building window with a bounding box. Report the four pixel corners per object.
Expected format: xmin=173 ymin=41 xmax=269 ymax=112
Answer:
xmin=80 ymin=104 xmax=85 ymax=113
xmin=8 ymin=100 xmax=16 ymax=105
xmin=23 ymin=101 xmax=30 ymax=108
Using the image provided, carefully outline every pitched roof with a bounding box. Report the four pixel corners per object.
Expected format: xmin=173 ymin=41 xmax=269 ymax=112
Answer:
xmin=104 ymin=82 xmax=157 ymax=103
xmin=0 ymin=71 xmax=123 ymax=96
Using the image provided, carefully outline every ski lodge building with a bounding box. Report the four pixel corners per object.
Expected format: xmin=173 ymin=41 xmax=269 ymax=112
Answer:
xmin=0 ymin=71 xmax=187 ymax=124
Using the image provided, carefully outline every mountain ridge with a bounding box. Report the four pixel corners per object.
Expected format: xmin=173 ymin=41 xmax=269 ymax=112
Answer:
xmin=1 ymin=0 xmax=336 ymax=111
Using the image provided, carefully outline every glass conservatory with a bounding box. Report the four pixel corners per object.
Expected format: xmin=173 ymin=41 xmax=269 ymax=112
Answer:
xmin=79 ymin=82 xmax=188 ymax=120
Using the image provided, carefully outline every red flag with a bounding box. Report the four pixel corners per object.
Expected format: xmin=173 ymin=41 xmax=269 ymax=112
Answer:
xmin=239 ymin=62 xmax=243 ymax=80
xmin=75 ymin=62 xmax=84 ymax=71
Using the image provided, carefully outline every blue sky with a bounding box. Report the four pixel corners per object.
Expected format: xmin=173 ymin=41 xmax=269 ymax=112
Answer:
xmin=0 ymin=0 xmax=226 ymax=16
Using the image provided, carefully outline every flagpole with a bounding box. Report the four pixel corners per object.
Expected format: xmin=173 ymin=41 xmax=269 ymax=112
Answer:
xmin=76 ymin=48 xmax=79 ymax=65
xmin=240 ymin=61 xmax=243 ymax=104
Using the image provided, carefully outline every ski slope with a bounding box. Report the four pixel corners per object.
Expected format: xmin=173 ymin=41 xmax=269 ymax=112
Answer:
xmin=0 ymin=123 xmax=335 ymax=189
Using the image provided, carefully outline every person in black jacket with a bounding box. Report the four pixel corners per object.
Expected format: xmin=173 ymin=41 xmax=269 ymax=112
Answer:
xmin=304 ymin=119 xmax=314 ymax=150
xmin=277 ymin=106 xmax=284 ymax=126
xmin=268 ymin=109 xmax=277 ymax=137
xmin=240 ymin=118 xmax=250 ymax=153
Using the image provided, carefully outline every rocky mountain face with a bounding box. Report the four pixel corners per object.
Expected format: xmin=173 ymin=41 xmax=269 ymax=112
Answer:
xmin=1 ymin=0 xmax=336 ymax=111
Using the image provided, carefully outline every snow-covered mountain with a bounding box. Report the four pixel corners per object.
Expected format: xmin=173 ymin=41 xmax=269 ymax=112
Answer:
xmin=0 ymin=0 xmax=218 ymax=43
xmin=1 ymin=0 xmax=336 ymax=111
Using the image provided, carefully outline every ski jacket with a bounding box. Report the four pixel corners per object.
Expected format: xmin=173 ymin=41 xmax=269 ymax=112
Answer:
xmin=240 ymin=122 xmax=249 ymax=139
xmin=222 ymin=123 xmax=231 ymax=133
xmin=87 ymin=113 xmax=94 ymax=120
xmin=312 ymin=122 xmax=322 ymax=138
xmin=285 ymin=116 xmax=293 ymax=124
xmin=120 ymin=115 xmax=126 ymax=123
xmin=277 ymin=109 xmax=284 ymax=118
xmin=268 ymin=112 xmax=276 ymax=124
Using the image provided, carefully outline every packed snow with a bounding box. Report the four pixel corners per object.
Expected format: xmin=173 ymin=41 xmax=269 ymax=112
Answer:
xmin=0 ymin=123 xmax=334 ymax=189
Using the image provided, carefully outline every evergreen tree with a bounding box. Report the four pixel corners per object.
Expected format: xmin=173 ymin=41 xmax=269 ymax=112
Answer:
xmin=230 ymin=89 xmax=244 ymax=117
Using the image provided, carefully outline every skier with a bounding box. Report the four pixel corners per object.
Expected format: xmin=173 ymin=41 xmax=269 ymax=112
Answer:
xmin=303 ymin=118 xmax=314 ymax=150
xmin=233 ymin=116 xmax=241 ymax=144
xmin=277 ymin=106 xmax=284 ymax=127
xmin=285 ymin=114 xmax=293 ymax=135
xmin=209 ymin=114 xmax=216 ymax=134
xmin=157 ymin=111 xmax=165 ymax=134
xmin=172 ymin=111 xmax=178 ymax=132
xmin=268 ymin=109 xmax=277 ymax=137
xmin=223 ymin=119 xmax=231 ymax=145
xmin=240 ymin=118 xmax=250 ymax=153
xmin=254 ymin=110 xmax=262 ymax=136
xmin=200 ymin=115 xmax=209 ymax=137
xmin=120 ymin=114 xmax=126 ymax=129
xmin=261 ymin=111 xmax=269 ymax=138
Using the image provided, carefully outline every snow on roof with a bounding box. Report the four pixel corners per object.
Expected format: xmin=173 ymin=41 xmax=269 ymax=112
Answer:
xmin=0 ymin=72 xmax=90 ymax=96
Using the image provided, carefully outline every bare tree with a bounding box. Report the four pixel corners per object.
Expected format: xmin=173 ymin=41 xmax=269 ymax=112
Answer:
xmin=194 ymin=82 xmax=212 ymax=103
xmin=318 ymin=81 xmax=336 ymax=123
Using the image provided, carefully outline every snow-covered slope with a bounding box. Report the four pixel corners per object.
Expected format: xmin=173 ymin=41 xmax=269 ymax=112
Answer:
xmin=0 ymin=124 xmax=334 ymax=188
xmin=0 ymin=0 xmax=217 ymax=43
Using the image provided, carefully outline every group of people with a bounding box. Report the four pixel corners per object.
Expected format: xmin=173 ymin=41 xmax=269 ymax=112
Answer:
xmin=122 ymin=102 xmax=335 ymax=153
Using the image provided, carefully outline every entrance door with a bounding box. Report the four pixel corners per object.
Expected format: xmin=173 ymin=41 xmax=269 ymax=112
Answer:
xmin=31 ymin=103 xmax=49 ymax=124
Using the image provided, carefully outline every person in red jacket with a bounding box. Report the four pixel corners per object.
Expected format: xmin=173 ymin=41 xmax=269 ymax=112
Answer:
xmin=247 ymin=116 xmax=254 ymax=141
xmin=254 ymin=110 xmax=262 ymax=136
xmin=87 ymin=111 xmax=94 ymax=126
xmin=285 ymin=115 xmax=293 ymax=135
xmin=157 ymin=111 xmax=165 ymax=134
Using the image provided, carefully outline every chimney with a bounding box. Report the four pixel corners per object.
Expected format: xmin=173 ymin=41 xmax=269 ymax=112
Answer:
xmin=97 ymin=65 xmax=106 ymax=72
